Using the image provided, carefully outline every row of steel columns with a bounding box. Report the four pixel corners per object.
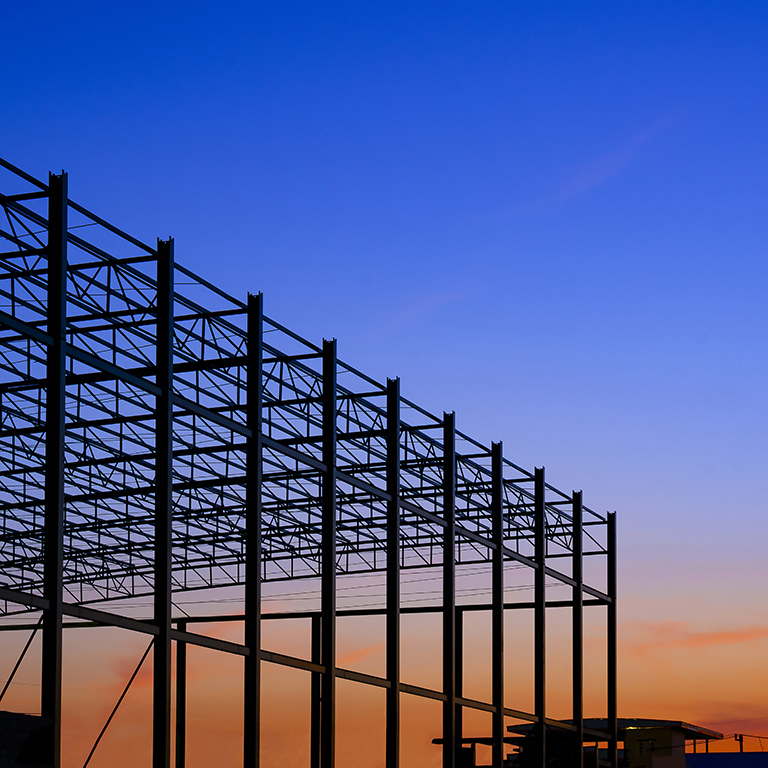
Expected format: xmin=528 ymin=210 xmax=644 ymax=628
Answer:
xmin=40 ymin=171 xmax=181 ymax=768
xmin=40 ymin=174 xmax=616 ymax=768
xmin=158 ymin=321 xmax=618 ymax=768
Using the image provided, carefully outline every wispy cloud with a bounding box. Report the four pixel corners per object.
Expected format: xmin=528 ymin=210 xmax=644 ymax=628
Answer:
xmin=363 ymin=292 xmax=462 ymax=339
xmin=338 ymin=642 xmax=385 ymax=667
xmin=548 ymin=114 xmax=678 ymax=203
xmin=509 ymin=111 xmax=681 ymax=214
xmin=624 ymin=620 xmax=768 ymax=659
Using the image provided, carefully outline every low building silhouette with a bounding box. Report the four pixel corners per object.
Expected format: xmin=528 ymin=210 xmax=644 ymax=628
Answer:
xmin=434 ymin=718 xmax=767 ymax=768
xmin=0 ymin=711 xmax=53 ymax=768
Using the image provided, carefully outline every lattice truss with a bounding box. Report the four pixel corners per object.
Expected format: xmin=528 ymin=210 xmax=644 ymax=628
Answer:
xmin=0 ymin=160 xmax=608 ymax=609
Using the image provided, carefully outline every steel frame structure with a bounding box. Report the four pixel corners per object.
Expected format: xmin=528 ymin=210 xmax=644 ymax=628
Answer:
xmin=0 ymin=159 xmax=617 ymax=768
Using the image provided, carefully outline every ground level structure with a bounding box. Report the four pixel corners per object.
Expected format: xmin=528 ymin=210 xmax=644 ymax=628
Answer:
xmin=0 ymin=159 xmax=617 ymax=768
xmin=436 ymin=718 xmax=730 ymax=767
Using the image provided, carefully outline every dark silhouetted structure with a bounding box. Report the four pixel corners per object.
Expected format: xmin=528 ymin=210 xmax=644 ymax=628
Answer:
xmin=0 ymin=159 xmax=616 ymax=768
xmin=433 ymin=718 xmax=763 ymax=768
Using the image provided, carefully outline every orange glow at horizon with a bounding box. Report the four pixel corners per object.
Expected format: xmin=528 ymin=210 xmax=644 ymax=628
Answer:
xmin=1 ymin=602 xmax=765 ymax=767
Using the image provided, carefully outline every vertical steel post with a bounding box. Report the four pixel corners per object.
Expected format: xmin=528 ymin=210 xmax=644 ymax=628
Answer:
xmin=244 ymin=293 xmax=263 ymax=768
xmin=321 ymin=339 xmax=337 ymax=768
xmin=42 ymin=172 xmax=67 ymax=768
xmin=491 ymin=443 xmax=504 ymax=768
xmin=455 ymin=607 xmax=463 ymax=747
xmin=311 ymin=614 xmax=321 ymax=768
xmin=534 ymin=467 xmax=546 ymax=768
xmin=154 ymin=238 xmax=174 ymax=768
xmin=607 ymin=512 xmax=618 ymax=768
xmin=442 ymin=412 xmax=456 ymax=768
xmin=175 ymin=620 xmax=187 ymax=768
xmin=572 ymin=491 xmax=584 ymax=768
xmin=386 ymin=378 xmax=401 ymax=768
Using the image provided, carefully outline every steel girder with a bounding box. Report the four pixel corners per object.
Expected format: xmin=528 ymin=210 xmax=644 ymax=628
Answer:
xmin=0 ymin=158 xmax=617 ymax=768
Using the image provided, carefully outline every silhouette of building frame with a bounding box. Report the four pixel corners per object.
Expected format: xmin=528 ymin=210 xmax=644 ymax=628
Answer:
xmin=0 ymin=159 xmax=617 ymax=768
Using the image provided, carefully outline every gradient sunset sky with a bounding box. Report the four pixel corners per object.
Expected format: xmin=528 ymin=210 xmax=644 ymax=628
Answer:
xmin=1 ymin=2 xmax=767 ymax=765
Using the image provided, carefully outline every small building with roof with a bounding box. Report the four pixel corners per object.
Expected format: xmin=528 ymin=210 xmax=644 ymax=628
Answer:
xmin=433 ymin=717 xmax=767 ymax=768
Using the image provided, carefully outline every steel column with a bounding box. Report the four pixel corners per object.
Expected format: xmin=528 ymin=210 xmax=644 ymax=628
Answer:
xmin=386 ymin=378 xmax=401 ymax=768
xmin=42 ymin=172 xmax=67 ymax=768
xmin=244 ymin=293 xmax=264 ymax=768
xmin=321 ymin=339 xmax=338 ymax=768
xmin=572 ymin=491 xmax=584 ymax=768
xmin=153 ymin=238 xmax=174 ymax=768
xmin=176 ymin=620 xmax=187 ymax=768
xmin=442 ymin=412 xmax=456 ymax=768
xmin=491 ymin=443 xmax=504 ymax=768
xmin=534 ymin=467 xmax=546 ymax=768
xmin=607 ymin=512 xmax=618 ymax=768
xmin=455 ymin=607 xmax=463 ymax=746
xmin=311 ymin=614 xmax=321 ymax=768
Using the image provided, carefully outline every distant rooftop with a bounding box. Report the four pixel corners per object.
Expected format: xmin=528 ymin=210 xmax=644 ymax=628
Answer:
xmin=434 ymin=717 xmax=725 ymax=746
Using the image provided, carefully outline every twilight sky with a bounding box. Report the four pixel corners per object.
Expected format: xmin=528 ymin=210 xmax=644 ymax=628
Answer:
xmin=1 ymin=1 xmax=767 ymax=765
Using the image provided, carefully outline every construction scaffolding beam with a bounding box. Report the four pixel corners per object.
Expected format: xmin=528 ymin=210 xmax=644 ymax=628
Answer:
xmin=0 ymin=159 xmax=618 ymax=768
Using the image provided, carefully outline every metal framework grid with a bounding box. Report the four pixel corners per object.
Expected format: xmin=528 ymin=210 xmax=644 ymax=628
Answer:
xmin=0 ymin=159 xmax=617 ymax=768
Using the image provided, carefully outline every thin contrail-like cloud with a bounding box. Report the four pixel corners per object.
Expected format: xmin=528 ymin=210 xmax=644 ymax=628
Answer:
xmin=623 ymin=620 xmax=768 ymax=658
xmin=337 ymin=641 xmax=385 ymax=667
xmin=546 ymin=113 xmax=679 ymax=204
xmin=363 ymin=292 xmax=463 ymax=339
xmin=501 ymin=110 xmax=683 ymax=216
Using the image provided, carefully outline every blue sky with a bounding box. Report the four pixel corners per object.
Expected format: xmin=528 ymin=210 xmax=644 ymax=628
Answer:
xmin=2 ymin=0 xmax=767 ymax=728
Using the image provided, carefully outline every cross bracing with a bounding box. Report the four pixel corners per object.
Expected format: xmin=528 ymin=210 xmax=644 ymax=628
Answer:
xmin=0 ymin=158 xmax=617 ymax=768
